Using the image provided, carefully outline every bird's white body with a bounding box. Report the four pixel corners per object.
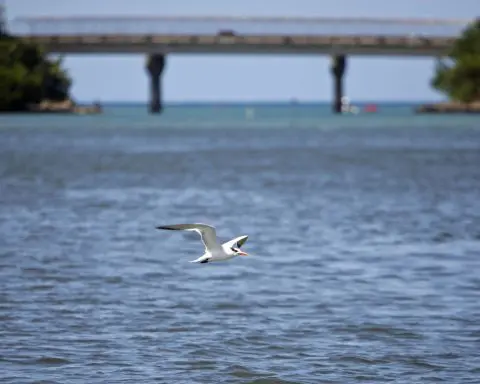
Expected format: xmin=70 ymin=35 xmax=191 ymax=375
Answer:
xmin=156 ymin=223 xmax=249 ymax=264
xmin=189 ymin=235 xmax=249 ymax=263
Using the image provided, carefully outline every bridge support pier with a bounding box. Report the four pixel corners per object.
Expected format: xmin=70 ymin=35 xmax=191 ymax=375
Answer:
xmin=330 ymin=54 xmax=347 ymax=114
xmin=146 ymin=54 xmax=166 ymax=114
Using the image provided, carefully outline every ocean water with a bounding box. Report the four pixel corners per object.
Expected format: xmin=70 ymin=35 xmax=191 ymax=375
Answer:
xmin=1 ymin=103 xmax=480 ymax=383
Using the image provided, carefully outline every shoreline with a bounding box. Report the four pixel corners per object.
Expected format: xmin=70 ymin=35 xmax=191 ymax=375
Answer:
xmin=415 ymin=101 xmax=480 ymax=114
xmin=0 ymin=99 xmax=103 ymax=115
xmin=28 ymin=99 xmax=102 ymax=115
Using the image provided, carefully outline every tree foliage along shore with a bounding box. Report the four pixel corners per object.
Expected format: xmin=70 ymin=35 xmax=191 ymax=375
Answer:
xmin=0 ymin=33 xmax=72 ymax=112
xmin=432 ymin=19 xmax=480 ymax=103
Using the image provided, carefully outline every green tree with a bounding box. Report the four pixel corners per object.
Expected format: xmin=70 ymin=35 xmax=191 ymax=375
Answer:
xmin=0 ymin=34 xmax=72 ymax=112
xmin=431 ymin=19 xmax=480 ymax=103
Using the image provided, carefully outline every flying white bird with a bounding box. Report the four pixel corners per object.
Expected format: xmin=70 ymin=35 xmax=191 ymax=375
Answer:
xmin=156 ymin=223 xmax=249 ymax=264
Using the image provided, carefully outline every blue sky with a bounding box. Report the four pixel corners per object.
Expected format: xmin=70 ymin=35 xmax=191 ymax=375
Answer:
xmin=5 ymin=0 xmax=478 ymax=102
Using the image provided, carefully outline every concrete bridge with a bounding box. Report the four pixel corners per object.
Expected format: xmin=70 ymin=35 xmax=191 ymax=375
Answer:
xmin=11 ymin=15 xmax=473 ymax=114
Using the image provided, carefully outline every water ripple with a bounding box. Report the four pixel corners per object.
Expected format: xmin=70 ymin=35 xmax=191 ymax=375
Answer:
xmin=1 ymin=121 xmax=480 ymax=383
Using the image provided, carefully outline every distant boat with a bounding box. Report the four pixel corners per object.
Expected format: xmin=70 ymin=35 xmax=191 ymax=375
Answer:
xmin=341 ymin=96 xmax=359 ymax=114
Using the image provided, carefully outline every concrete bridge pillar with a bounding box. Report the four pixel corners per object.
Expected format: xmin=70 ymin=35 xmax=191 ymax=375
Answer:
xmin=145 ymin=54 xmax=166 ymax=114
xmin=330 ymin=55 xmax=347 ymax=114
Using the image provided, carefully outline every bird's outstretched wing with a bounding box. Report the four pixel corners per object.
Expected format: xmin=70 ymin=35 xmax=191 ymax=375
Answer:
xmin=222 ymin=235 xmax=248 ymax=249
xmin=156 ymin=223 xmax=220 ymax=252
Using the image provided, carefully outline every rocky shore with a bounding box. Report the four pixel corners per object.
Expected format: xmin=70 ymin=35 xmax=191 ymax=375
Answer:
xmin=415 ymin=101 xmax=480 ymax=114
xmin=27 ymin=99 xmax=102 ymax=115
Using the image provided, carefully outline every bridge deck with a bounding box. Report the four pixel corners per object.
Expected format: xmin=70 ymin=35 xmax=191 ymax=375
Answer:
xmin=22 ymin=33 xmax=456 ymax=56
xmin=12 ymin=15 xmax=472 ymax=56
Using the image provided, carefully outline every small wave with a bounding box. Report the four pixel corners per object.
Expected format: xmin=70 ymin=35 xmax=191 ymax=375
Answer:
xmin=173 ymin=358 xmax=216 ymax=369
xmin=402 ymin=356 xmax=444 ymax=370
xmin=360 ymin=324 xmax=424 ymax=340
xmin=329 ymin=354 xmax=388 ymax=365
xmin=243 ymin=380 xmax=301 ymax=384
xmin=214 ymin=302 xmax=243 ymax=310
xmin=142 ymin=271 xmax=168 ymax=279
xmin=26 ymin=284 xmax=55 ymax=291
xmin=103 ymin=275 xmax=123 ymax=284
xmin=333 ymin=323 xmax=424 ymax=340
xmin=35 ymin=356 xmax=71 ymax=365
xmin=228 ymin=365 xmax=298 ymax=384
xmin=432 ymin=232 xmax=454 ymax=243
xmin=166 ymin=327 xmax=192 ymax=333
